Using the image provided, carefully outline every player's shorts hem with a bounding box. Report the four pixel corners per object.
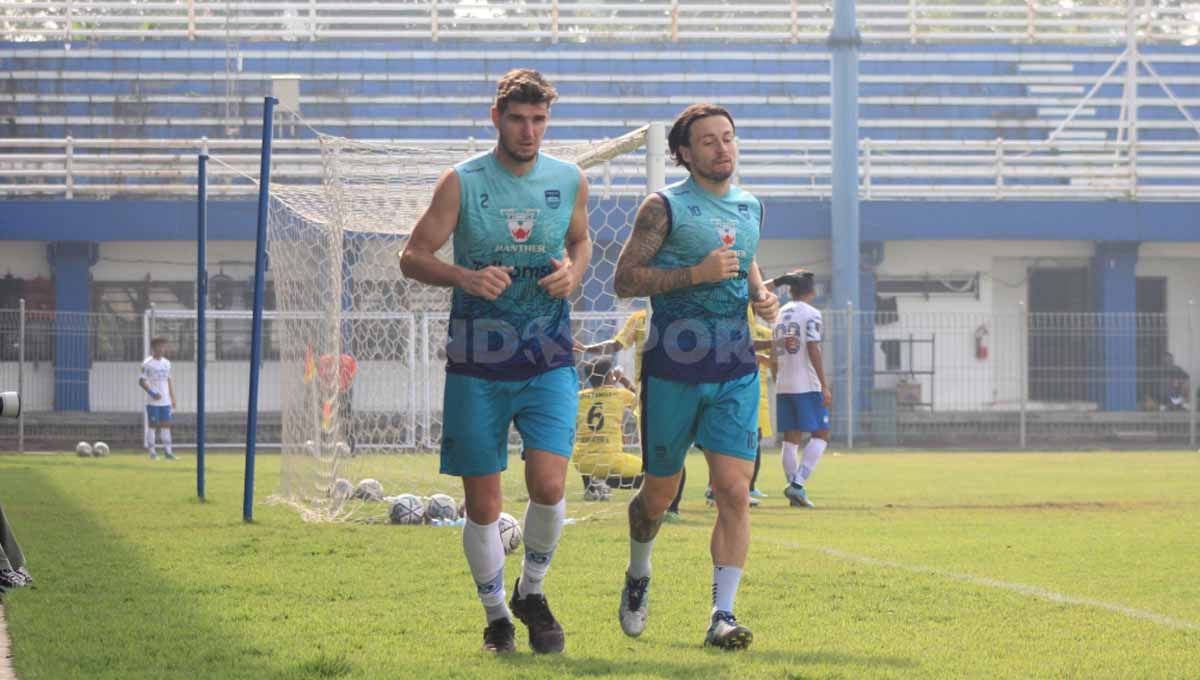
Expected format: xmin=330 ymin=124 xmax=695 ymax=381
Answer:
xmin=692 ymin=438 xmax=758 ymax=462
xmin=521 ymin=441 xmax=574 ymax=459
xmin=439 ymin=458 xmax=508 ymax=478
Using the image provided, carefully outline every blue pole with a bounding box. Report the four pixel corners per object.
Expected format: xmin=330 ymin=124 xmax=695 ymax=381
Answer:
xmin=244 ymin=96 xmax=277 ymax=522
xmin=830 ymin=0 xmax=861 ymax=441
xmin=197 ymin=154 xmax=208 ymax=500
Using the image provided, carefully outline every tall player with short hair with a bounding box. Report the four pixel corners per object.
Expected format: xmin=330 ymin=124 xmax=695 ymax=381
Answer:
xmin=399 ymin=69 xmax=591 ymax=655
xmin=770 ymin=272 xmax=831 ymax=507
xmin=612 ymin=103 xmax=779 ymax=650
xmin=139 ymin=336 xmax=176 ymax=461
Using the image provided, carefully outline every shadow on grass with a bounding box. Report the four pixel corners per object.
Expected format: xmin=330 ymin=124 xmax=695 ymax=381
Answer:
xmin=490 ymin=646 xmax=918 ymax=679
xmin=0 ymin=464 xmax=347 ymax=680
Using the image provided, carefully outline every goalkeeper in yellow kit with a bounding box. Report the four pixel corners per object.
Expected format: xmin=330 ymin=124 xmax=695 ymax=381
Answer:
xmin=574 ymin=358 xmax=644 ymax=493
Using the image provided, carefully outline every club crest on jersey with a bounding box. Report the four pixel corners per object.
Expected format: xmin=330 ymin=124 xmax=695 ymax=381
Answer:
xmin=688 ymin=205 xmax=702 ymax=217
xmin=716 ymin=222 xmax=737 ymax=247
xmin=738 ymin=203 xmax=750 ymax=218
xmin=544 ymin=189 xmax=561 ymax=209
xmin=502 ymin=208 xmax=539 ymax=243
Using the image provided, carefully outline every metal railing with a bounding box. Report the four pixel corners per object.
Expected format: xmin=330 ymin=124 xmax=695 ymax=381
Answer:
xmin=0 ymin=1 xmax=1197 ymax=44
xmin=1 ymin=306 xmax=1197 ymax=451
xmin=3 ymin=136 xmax=1199 ymax=199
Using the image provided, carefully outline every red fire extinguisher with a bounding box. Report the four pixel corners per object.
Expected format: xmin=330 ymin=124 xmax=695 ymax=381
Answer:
xmin=975 ymin=324 xmax=989 ymax=360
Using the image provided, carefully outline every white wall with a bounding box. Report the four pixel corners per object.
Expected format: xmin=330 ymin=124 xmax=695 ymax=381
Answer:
xmin=0 ymin=242 xmax=52 ymax=280
xmin=93 ymin=241 xmax=259 ymax=283
xmin=1139 ymin=242 xmax=1200 ymax=390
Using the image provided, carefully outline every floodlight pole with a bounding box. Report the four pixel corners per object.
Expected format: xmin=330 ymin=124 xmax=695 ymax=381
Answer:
xmin=197 ymin=153 xmax=208 ymax=501
xmin=244 ymin=96 xmax=277 ymax=522
xmin=830 ymin=0 xmax=861 ymax=440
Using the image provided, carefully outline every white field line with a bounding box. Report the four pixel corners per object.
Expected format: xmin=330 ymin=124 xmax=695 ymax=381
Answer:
xmin=772 ymin=540 xmax=1200 ymax=633
xmin=0 ymin=603 xmax=15 ymax=680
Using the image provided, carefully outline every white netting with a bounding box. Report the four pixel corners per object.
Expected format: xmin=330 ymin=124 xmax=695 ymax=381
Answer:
xmin=269 ymin=122 xmax=659 ymax=522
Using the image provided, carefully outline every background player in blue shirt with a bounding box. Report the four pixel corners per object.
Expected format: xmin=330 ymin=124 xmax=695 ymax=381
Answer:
xmin=612 ymin=103 xmax=779 ymax=650
xmin=399 ymin=69 xmax=591 ymax=656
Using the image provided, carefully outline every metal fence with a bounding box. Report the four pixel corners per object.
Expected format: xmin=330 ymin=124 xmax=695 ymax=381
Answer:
xmin=1 ymin=1 xmax=1197 ymax=44
xmin=1 ymin=305 xmax=1196 ymax=452
xmin=4 ymin=137 xmax=1200 ymax=200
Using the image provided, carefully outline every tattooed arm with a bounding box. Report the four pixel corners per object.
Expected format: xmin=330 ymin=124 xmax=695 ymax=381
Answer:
xmin=613 ymin=194 xmax=739 ymax=299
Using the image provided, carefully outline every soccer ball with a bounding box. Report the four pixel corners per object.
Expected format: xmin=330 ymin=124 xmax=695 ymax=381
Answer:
xmin=389 ymin=494 xmax=425 ymax=525
xmin=75 ymin=441 xmax=93 ymax=457
xmin=353 ymin=478 xmax=385 ymax=502
xmin=583 ymin=481 xmax=612 ymax=502
xmin=334 ymin=441 xmax=351 ymax=458
xmin=425 ymin=494 xmax=458 ymax=522
xmin=498 ymin=512 xmax=523 ymax=556
xmin=92 ymin=442 xmax=110 ymax=457
xmin=329 ymin=478 xmax=353 ymax=501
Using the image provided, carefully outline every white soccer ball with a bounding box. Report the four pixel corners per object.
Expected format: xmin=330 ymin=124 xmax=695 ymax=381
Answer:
xmin=498 ymin=512 xmax=523 ymax=556
xmin=329 ymin=478 xmax=353 ymax=501
xmin=75 ymin=441 xmax=93 ymax=457
xmin=583 ymin=481 xmax=612 ymax=502
xmin=334 ymin=441 xmax=351 ymax=458
xmin=353 ymin=478 xmax=385 ymax=502
xmin=389 ymin=494 xmax=425 ymax=525
xmin=92 ymin=442 xmax=109 ymax=457
xmin=425 ymin=494 xmax=458 ymax=522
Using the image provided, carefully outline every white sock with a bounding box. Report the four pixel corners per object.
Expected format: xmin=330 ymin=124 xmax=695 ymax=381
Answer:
xmin=463 ymin=518 xmax=510 ymax=622
xmin=712 ymin=565 xmax=743 ymax=614
xmin=627 ymin=538 xmax=654 ymax=580
xmin=781 ymin=441 xmax=800 ymax=485
xmin=161 ymin=429 xmax=173 ymax=455
xmin=148 ymin=429 xmax=158 ymax=453
xmin=799 ymin=438 xmax=828 ymax=483
xmin=518 ymin=498 xmax=565 ymax=598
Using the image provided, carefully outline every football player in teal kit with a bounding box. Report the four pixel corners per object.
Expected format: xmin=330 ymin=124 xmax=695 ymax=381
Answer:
xmin=400 ymin=69 xmax=590 ymax=655
xmin=612 ymin=104 xmax=779 ymax=650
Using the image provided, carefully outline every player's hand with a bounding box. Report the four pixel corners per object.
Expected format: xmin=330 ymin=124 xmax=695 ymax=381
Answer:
xmin=753 ymin=288 xmax=780 ymax=322
xmin=573 ymin=339 xmax=587 ymax=353
xmin=461 ymin=265 xmax=514 ymax=301
xmin=538 ymin=258 xmax=577 ymax=299
xmin=692 ymin=244 xmax=740 ymax=284
xmin=171 ymin=400 xmax=177 ymax=409
xmin=822 ymin=387 xmax=833 ymax=407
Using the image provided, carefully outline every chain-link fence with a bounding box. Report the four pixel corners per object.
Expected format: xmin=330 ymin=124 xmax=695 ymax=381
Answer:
xmin=1 ymin=305 xmax=1196 ymax=452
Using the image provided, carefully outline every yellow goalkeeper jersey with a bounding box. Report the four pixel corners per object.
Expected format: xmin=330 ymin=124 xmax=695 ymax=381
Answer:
xmin=612 ymin=309 xmax=649 ymax=381
xmin=575 ymin=385 xmax=637 ymax=455
xmin=749 ymin=306 xmax=773 ymax=439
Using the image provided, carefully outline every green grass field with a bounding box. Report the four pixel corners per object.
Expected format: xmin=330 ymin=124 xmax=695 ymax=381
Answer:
xmin=1 ymin=449 xmax=1197 ymax=679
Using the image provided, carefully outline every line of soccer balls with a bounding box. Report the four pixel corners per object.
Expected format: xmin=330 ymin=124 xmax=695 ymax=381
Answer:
xmin=328 ymin=477 xmax=522 ymax=554
xmin=75 ymin=441 xmax=110 ymax=457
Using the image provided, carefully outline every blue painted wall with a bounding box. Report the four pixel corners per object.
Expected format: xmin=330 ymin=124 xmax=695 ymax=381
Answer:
xmin=4 ymin=199 xmax=1196 ymax=243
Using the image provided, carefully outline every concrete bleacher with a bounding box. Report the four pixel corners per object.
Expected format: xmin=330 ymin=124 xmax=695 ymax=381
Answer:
xmin=2 ymin=39 xmax=1197 ymax=200
xmin=2 ymin=40 xmax=1197 ymax=142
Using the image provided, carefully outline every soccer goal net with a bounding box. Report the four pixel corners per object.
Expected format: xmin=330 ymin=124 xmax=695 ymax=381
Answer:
xmin=268 ymin=124 xmax=665 ymax=521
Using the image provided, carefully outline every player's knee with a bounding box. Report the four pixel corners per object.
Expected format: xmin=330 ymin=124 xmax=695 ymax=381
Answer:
xmin=528 ymin=475 xmax=565 ymax=505
xmin=712 ymin=478 xmax=750 ymax=509
xmin=464 ymin=494 xmax=502 ymax=524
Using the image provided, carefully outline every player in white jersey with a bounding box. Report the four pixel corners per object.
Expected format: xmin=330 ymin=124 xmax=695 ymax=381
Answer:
xmin=770 ymin=272 xmax=830 ymax=507
xmin=139 ymin=336 xmax=177 ymax=460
